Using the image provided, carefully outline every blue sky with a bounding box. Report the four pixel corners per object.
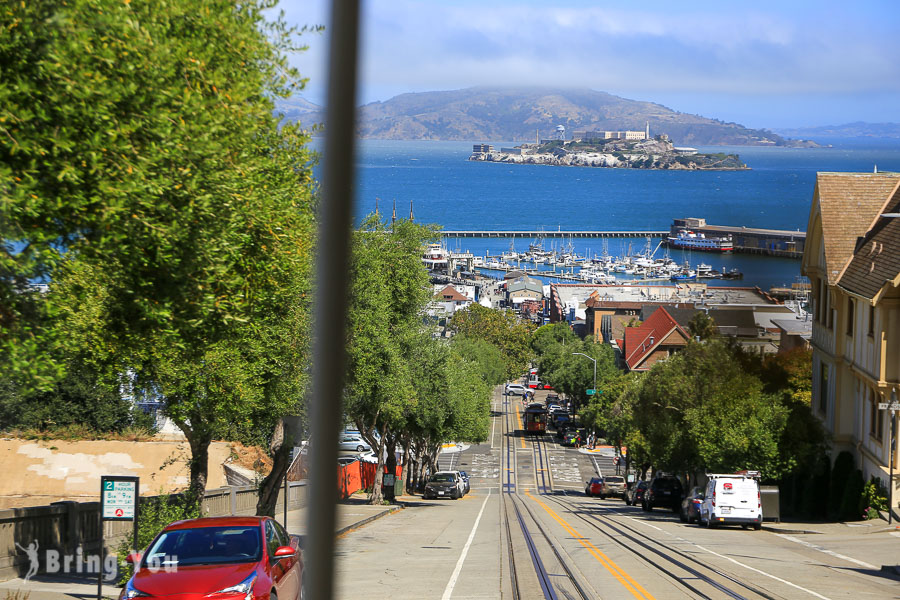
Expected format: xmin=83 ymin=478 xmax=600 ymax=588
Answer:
xmin=279 ymin=0 xmax=900 ymax=130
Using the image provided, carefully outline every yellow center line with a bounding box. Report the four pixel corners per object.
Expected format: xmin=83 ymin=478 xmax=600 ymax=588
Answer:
xmin=514 ymin=402 xmax=526 ymax=448
xmin=525 ymin=491 xmax=656 ymax=600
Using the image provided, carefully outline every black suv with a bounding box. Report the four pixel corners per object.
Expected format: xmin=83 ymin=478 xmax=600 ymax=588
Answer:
xmin=642 ymin=475 xmax=683 ymax=512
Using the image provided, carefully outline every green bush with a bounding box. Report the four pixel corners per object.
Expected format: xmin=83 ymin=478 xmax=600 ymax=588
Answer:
xmin=116 ymin=492 xmax=201 ymax=584
xmin=839 ymin=468 xmax=865 ymax=521
xmin=829 ymin=451 xmax=854 ymax=519
xmin=860 ymin=476 xmax=888 ymax=519
xmin=800 ymin=453 xmax=830 ymax=519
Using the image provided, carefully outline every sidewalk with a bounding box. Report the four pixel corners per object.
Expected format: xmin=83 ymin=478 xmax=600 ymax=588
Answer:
xmin=0 ymin=495 xmax=405 ymax=599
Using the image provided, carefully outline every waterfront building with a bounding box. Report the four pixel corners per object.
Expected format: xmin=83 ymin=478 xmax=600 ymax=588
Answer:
xmin=472 ymin=143 xmax=494 ymax=154
xmin=577 ymin=130 xmax=647 ymax=142
xmin=506 ymin=275 xmax=544 ymax=308
xmin=802 ymin=171 xmax=900 ymax=516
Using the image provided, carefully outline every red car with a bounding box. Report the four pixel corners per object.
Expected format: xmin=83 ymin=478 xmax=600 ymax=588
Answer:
xmin=120 ymin=516 xmax=302 ymax=600
xmin=585 ymin=477 xmax=604 ymax=497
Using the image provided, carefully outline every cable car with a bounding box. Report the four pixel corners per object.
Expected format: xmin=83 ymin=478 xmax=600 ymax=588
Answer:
xmin=523 ymin=404 xmax=548 ymax=434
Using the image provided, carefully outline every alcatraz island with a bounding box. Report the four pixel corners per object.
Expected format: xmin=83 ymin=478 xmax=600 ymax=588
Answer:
xmin=470 ymin=124 xmax=748 ymax=170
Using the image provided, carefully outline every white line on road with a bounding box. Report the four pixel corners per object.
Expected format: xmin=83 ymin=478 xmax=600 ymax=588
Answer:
xmin=441 ymin=489 xmax=492 ymax=600
xmin=776 ymin=534 xmax=878 ymax=570
xmin=692 ymin=543 xmax=832 ymax=600
xmin=623 ymin=514 xmax=832 ymax=599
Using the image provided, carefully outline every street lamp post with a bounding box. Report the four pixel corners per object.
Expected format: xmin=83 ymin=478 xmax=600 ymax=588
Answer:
xmin=571 ymin=352 xmax=596 ymax=422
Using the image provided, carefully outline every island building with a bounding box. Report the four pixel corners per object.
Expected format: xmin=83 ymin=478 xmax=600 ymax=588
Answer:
xmin=574 ymin=122 xmax=651 ymax=142
xmin=472 ymin=143 xmax=494 ymax=154
xmin=802 ymin=170 xmax=900 ymax=519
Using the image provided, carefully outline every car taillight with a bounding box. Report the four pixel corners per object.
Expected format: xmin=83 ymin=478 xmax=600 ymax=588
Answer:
xmin=712 ymin=490 xmax=716 ymax=507
xmin=758 ymin=489 xmax=761 ymax=509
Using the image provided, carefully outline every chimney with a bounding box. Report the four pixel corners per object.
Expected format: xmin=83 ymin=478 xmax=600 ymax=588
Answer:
xmin=649 ymin=336 xmax=655 ymax=346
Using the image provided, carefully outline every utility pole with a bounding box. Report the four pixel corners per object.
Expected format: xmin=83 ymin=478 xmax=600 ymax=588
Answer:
xmin=878 ymin=387 xmax=899 ymax=524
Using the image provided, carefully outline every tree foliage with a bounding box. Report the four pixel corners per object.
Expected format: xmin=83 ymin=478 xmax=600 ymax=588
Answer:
xmin=1 ymin=0 xmax=318 ymax=502
xmin=449 ymin=303 xmax=535 ymax=380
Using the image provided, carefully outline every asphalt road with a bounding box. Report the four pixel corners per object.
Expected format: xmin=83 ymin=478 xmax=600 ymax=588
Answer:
xmin=331 ymin=387 xmax=900 ymax=599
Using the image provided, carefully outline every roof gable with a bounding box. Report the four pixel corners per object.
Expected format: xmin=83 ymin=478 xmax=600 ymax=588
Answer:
xmin=810 ymin=172 xmax=900 ymax=285
xmin=622 ymin=307 xmax=689 ymax=370
xmin=837 ymin=184 xmax=900 ymax=299
xmin=439 ymin=285 xmax=469 ymax=302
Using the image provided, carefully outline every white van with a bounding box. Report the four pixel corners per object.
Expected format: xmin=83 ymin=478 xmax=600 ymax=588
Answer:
xmin=699 ymin=472 xmax=762 ymax=529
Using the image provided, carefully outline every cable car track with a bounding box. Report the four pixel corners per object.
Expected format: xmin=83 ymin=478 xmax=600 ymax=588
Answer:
xmin=546 ymin=493 xmax=788 ymax=600
xmin=501 ymin=392 xmax=592 ymax=599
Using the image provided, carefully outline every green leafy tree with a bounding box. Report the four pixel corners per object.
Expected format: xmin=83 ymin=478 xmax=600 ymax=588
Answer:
xmin=687 ymin=312 xmax=717 ymax=341
xmin=632 ymin=339 xmax=789 ymax=478
xmin=1 ymin=0 xmax=318 ymax=501
xmin=449 ymin=304 xmax=535 ymax=380
xmin=345 ymin=217 xmax=436 ymax=503
xmin=451 ymin=336 xmax=506 ymax=386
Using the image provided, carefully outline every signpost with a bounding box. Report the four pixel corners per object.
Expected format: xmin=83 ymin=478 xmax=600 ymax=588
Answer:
xmin=99 ymin=476 xmax=139 ymax=599
xmin=879 ymin=390 xmax=898 ymax=525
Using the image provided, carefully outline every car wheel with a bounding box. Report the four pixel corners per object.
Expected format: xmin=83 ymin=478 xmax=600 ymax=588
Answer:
xmin=600 ymin=495 xmax=606 ymax=500
xmin=356 ymin=445 xmax=365 ymax=452
xmin=753 ymin=523 xmax=762 ymax=531
xmin=679 ymin=509 xmax=687 ymax=523
xmin=641 ymin=501 xmax=649 ymax=512
xmin=706 ymin=516 xmax=717 ymax=529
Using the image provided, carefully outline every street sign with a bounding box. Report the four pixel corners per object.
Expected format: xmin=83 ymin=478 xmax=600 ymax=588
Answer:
xmin=878 ymin=403 xmax=900 ymax=411
xmin=101 ymin=476 xmax=139 ymax=520
xmin=586 ymin=389 xmax=596 ymax=395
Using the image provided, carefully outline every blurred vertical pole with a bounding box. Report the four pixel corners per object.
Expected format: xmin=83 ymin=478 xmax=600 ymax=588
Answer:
xmin=306 ymin=2 xmax=360 ymax=599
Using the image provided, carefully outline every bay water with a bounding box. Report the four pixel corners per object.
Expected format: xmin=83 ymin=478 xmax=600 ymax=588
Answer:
xmin=315 ymin=138 xmax=900 ymax=290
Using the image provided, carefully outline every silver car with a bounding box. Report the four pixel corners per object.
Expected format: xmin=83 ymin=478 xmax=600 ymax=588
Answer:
xmin=338 ymin=435 xmax=371 ymax=452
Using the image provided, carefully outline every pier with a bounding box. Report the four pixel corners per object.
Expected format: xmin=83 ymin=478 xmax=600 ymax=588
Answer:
xmin=441 ymin=219 xmax=807 ymax=258
xmin=442 ymin=230 xmax=667 ymax=239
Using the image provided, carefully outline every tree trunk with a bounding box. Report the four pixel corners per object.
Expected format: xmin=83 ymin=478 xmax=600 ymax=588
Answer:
xmin=185 ymin=428 xmax=211 ymax=510
xmin=256 ymin=419 xmax=294 ymax=517
xmin=368 ymin=426 xmax=387 ymax=505
xmin=384 ymin=436 xmax=397 ymax=502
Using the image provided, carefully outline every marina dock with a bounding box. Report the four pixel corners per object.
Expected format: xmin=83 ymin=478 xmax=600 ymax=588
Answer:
xmin=442 ymin=230 xmax=667 ymax=239
xmin=442 ymin=218 xmax=806 ymax=258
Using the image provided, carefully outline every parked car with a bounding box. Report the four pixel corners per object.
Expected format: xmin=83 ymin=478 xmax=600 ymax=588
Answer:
xmin=643 ymin=475 xmax=684 ymax=512
xmin=120 ymin=516 xmax=302 ymax=600
xmin=680 ymin=486 xmax=705 ymax=523
xmin=626 ymin=480 xmax=648 ymax=506
xmin=699 ymin=473 xmax=762 ymax=529
xmin=423 ymin=471 xmax=464 ymax=500
xmin=505 ymin=383 xmax=527 ymax=396
xmin=585 ymin=477 xmax=604 ymax=497
xmin=457 ymin=471 xmax=471 ymax=495
xmin=338 ymin=435 xmax=371 ymax=453
xmin=600 ymin=475 xmax=626 ymax=499
xmin=545 ymin=394 xmax=559 ymax=406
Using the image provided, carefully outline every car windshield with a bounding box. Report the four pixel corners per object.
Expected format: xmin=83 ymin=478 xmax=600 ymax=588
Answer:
xmin=144 ymin=526 xmax=262 ymax=567
xmin=590 ymin=478 xmax=602 ymax=484
xmin=429 ymin=474 xmax=455 ymax=483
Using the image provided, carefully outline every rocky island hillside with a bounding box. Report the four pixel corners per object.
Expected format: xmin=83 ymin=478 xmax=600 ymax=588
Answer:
xmin=280 ymin=87 xmax=818 ymax=147
xmin=471 ymin=137 xmax=748 ymax=170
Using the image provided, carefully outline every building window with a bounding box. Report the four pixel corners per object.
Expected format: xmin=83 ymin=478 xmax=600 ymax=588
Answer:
xmin=819 ymin=363 xmax=828 ymax=414
xmin=826 ymin=291 xmax=833 ymax=329
xmin=846 ymin=297 xmax=854 ymax=336
xmin=872 ymin=396 xmax=884 ymax=441
xmin=868 ymin=306 xmax=875 ymax=337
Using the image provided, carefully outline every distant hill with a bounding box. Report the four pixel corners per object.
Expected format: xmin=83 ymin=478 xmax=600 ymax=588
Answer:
xmin=279 ymin=87 xmax=817 ymax=147
xmin=775 ymin=122 xmax=900 ymax=140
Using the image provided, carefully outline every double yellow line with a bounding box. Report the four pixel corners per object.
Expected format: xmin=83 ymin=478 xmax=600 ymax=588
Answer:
xmin=525 ymin=491 xmax=656 ymax=600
